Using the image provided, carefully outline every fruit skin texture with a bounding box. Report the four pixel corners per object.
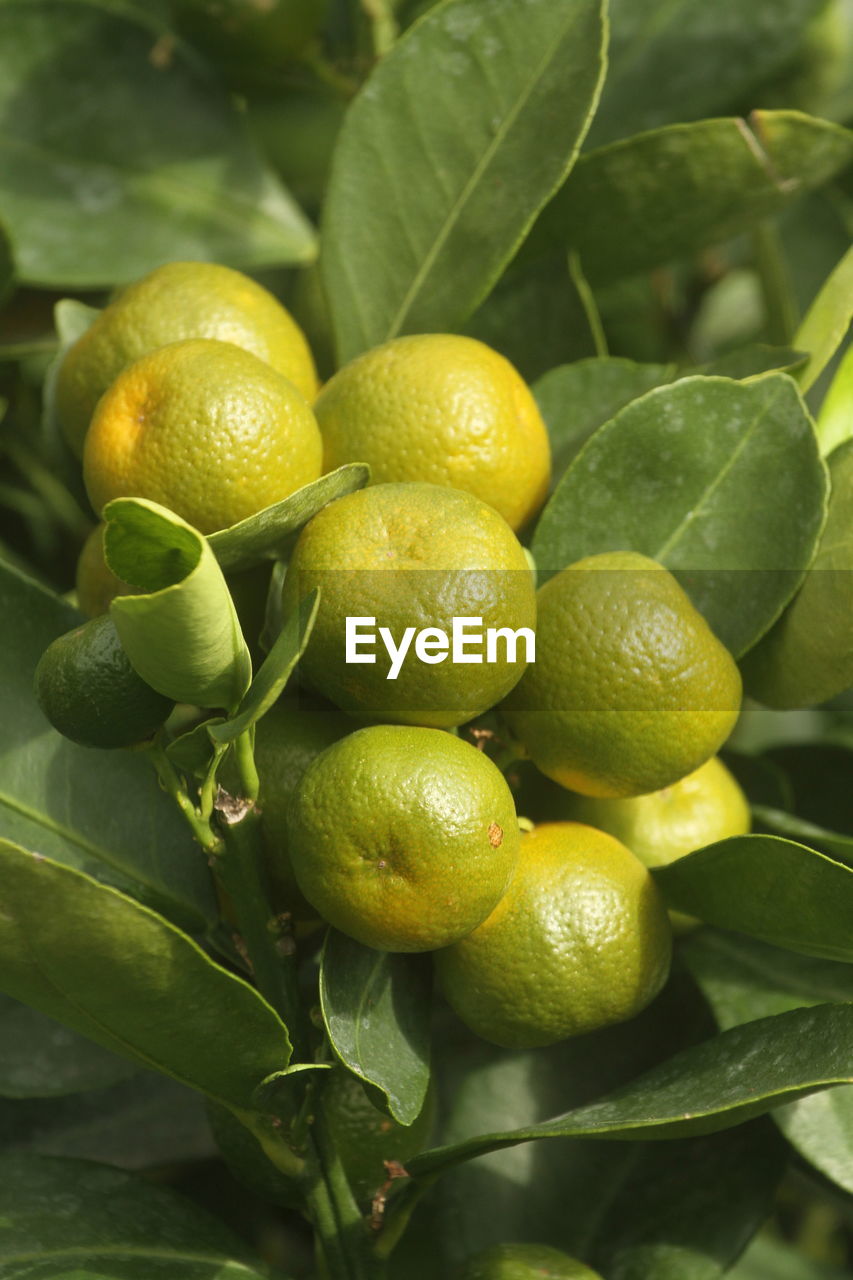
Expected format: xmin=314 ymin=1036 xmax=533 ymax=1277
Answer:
xmin=315 ymin=334 xmax=551 ymax=532
xmin=287 ymin=724 xmax=521 ymax=952
xmin=34 ymin=614 xmax=174 ymax=749
xmin=83 ymin=338 xmax=322 ymax=535
xmin=456 ymin=1243 xmax=603 ymax=1279
xmin=435 ymin=822 xmax=672 ymax=1049
xmin=501 ymin=551 xmax=742 ymax=798
xmin=57 ymin=260 xmax=318 ymax=457
xmin=282 ymin=482 xmax=536 ymax=729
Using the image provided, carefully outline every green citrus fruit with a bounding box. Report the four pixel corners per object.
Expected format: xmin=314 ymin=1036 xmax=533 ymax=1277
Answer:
xmin=282 ymin=482 xmax=536 ymax=729
xmin=435 ymin=821 xmax=672 ymax=1048
xmin=255 ymin=694 xmax=360 ymax=923
xmin=83 ymin=338 xmax=322 ymax=534
xmin=34 ymin=614 xmax=174 ymax=749
xmin=456 ymin=1243 xmax=603 ymax=1279
xmin=287 ymin=724 xmax=521 ymax=952
xmin=501 ymin=551 xmax=742 ymax=798
xmin=323 ymin=1068 xmax=434 ymax=1203
xmin=314 ymin=334 xmax=551 ymax=532
xmin=57 ymin=260 xmax=318 ymax=457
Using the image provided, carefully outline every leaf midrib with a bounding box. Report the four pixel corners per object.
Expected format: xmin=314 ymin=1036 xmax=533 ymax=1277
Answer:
xmin=2 ymin=1243 xmax=260 ymax=1271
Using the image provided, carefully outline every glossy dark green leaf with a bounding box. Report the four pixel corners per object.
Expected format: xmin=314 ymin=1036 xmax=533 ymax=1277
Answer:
xmin=319 ymin=930 xmax=431 ymax=1125
xmin=531 ymin=112 xmax=853 ymax=284
xmin=0 ymin=1154 xmax=274 ymax=1278
xmin=589 ymin=0 xmax=827 ymax=146
xmin=0 ymin=561 xmax=215 ymax=928
xmin=0 ymin=0 xmax=315 ymax=286
xmin=322 ymin=0 xmax=607 ymax=361
xmin=208 ymin=465 xmax=370 ymax=574
xmin=533 ymin=358 xmax=675 ymax=487
xmin=210 ymin=590 xmax=319 ymax=743
xmin=0 ymin=995 xmax=135 ymax=1098
xmin=742 ymin=439 xmax=853 ymax=707
xmin=654 ymin=835 xmax=853 ymax=960
xmin=793 ymin=245 xmax=853 ymax=392
xmin=531 ymin=374 xmax=829 ymax=656
xmin=409 ymin=1003 xmax=853 ymax=1178
xmin=105 ymin=499 xmax=252 ymax=713
xmin=0 ymin=840 xmax=291 ymax=1108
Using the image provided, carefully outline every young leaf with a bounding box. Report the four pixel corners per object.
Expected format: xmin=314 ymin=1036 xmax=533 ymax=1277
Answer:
xmin=590 ymin=0 xmax=827 ymax=146
xmin=741 ymin=439 xmax=853 ymax=707
xmin=319 ymin=930 xmax=431 ymax=1125
xmin=0 ymin=994 xmax=134 ymax=1099
xmin=105 ymin=498 xmax=252 ymax=712
xmin=210 ymin=590 xmax=319 ymax=744
xmin=0 ymin=561 xmax=216 ymax=928
xmin=0 ymin=0 xmax=315 ymax=285
xmin=528 ymin=112 xmax=853 ymax=284
xmin=0 ymin=840 xmax=292 ymax=1109
xmin=816 ymin=343 xmax=853 ymax=456
xmin=0 ymin=1154 xmax=274 ymax=1278
xmin=654 ymin=835 xmax=853 ymax=961
xmin=793 ymin=246 xmax=853 ymax=393
xmin=533 ymin=357 xmax=675 ymax=487
xmin=208 ymin=464 xmax=370 ymax=573
xmin=409 ymin=1003 xmax=853 ymax=1177
xmin=322 ymin=0 xmax=607 ymax=362
xmin=531 ymin=374 xmax=829 ymax=656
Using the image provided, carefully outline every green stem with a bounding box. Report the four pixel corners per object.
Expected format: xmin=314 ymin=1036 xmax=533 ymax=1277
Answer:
xmin=147 ymin=742 xmax=222 ymax=853
xmin=308 ymin=1102 xmax=385 ymax=1280
xmin=361 ymin=0 xmax=397 ymax=56
xmin=753 ymin=220 xmax=798 ymax=346
xmin=373 ymin=1174 xmax=437 ymax=1262
xmin=569 ymin=251 xmax=608 ymax=358
xmin=234 ymin=728 xmax=260 ymax=804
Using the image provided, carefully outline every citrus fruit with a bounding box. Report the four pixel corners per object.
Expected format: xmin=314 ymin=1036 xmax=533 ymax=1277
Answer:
xmin=314 ymin=334 xmax=551 ymax=531
xmin=75 ymin=523 xmax=132 ymax=618
xmin=34 ymin=615 xmax=174 ymax=749
xmin=254 ymin=693 xmax=359 ymax=922
xmin=500 ymin=551 xmax=742 ymax=798
xmin=323 ymin=1068 xmax=434 ymax=1203
xmin=287 ymin=724 xmax=521 ymax=952
xmin=435 ymin=822 xmax=672 ymax=1048
xmin=83 ymin=338 xmax=322 ymax=534
xmin=57 ymin=260 xmax=318 ymax=457
xmin=456 ymin=1243 xmax=603 ymax=1279
xmin=282 ymin=482 xmax=536 ymax=728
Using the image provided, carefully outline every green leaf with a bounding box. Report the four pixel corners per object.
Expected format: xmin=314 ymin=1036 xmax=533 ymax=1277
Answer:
xmin=793 ymin=245 xmax=853 ymax=392
xmin=531 ymin=374 xmax=829 ymax=656
xmin=762 ymin=744 xmax=853 ymax=840
xmin=210 ymin=589 xmax=319 ymax=744
xmin=699 ymin=344 xmax=809 ymax=381
xmin=741 ymin=438 xmax=853 ymax=707
xmin=322 ymin=0 xmax=607 ymax=362
xmin=0 ymin=1154 xmax=275 ymax=1278
xmin=533 ymin=357 xmax=675 ymax=487
xmin=731 ymin=1235 xmax=853 ymax=1280
xmin=589 ymin=0 xmax=827 ymax=146
xmin=0 ymin=840 xmax=291 ymax=1108
xmin=105 ymin=498 xmax=252 ymax=712
xmin=409 ymin=1003 xmax=853 ymax=1178
xmin=0 ymin=995 xmax=135 ymax=1099
xmin=752 ymin=806 xmax=853 ymax=864
xmin=529 ymin=112 xmax=853 ymax=284
xmin=319 ymin=930 xmax=431 ymax=1125
xmin=654 ymin=835 xmax=853 ymax=961
xmin=816 ymin=342 xmax=853 ymax=456
xmin=0 ymin=560 xmax=216 ymax=928
xmin=0 ymin=0 xmax=315 ymax=287
xmin=208 ymin=464 xmax=370 ymax=574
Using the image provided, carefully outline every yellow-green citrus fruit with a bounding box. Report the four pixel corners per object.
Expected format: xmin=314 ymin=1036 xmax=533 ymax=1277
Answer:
xmin=501 ymin=551 xmax=742 ymax=798
xmin=323 ymin=1068 xmax=434 ymax=1203
xmin=456 ymin=1243 xmax=604 ymax=1280
xmin=282 ymin=482 xmax=536 ymax=728
xmin=83 ymin=338 xmax=322 ymax=534
xmin=287 ymin=724 xmax=521 ymax=952
xmin=75 ymin=524 xmax=132 ymax=618
xmin=57 ymin=260 xmax=318 ymax=456
xmin=254 ymin=694 xmax=359 ymax=922
xmin=34 ymin=615 xmax=174 ymax=749
xmin=435 ymin=822 xmax=672 ymax=1048
xmin=314 ymin=334 xmax=551 ymax=532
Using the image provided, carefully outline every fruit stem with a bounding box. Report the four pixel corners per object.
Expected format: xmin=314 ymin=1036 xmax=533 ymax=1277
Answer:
xmin=233 ymin=728 xmax=260 ymax=804
xmin=569 ymin=250 xmax=609 ymax=358
xmin=147 ymin=741 xmax=223 ymax=854
xmin=307 ymin=1098 xmax=386 ymax=1280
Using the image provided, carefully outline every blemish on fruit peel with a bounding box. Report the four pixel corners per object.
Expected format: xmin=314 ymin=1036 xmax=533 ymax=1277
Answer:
xmin=345 ymin=615 xmax=535 ymax=679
